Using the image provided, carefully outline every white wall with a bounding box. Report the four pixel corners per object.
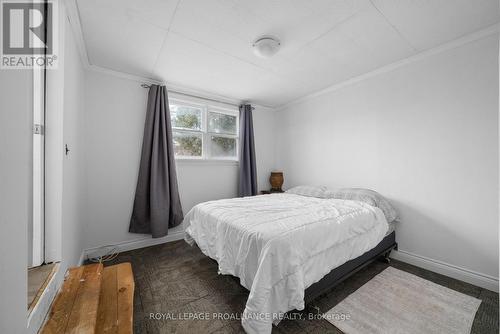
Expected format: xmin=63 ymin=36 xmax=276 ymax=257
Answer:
xmin=45 ymin=4 xmax=87 ymax=270
xmin=253 ymin=105 xmax=277 ymax=191
xmin=83 ymin=70 xmax=276 ymax=251
xmin=61 ymin=13 xmax=87 ymax=268
xmin=0 ymin=70 xmax=31 ymax=334
xmin=276 ymin=35 xmax=499 ymax=281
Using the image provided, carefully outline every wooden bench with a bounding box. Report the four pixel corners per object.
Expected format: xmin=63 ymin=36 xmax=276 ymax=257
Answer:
xmin=41 ymin=262 xmax=134 ymax=334
xmin=96 ymin=263 xmax=134 ymax=333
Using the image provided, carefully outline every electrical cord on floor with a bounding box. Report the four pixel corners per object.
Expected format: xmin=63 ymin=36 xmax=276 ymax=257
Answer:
xmin=87 ymin=245 xmax=120 ymax=263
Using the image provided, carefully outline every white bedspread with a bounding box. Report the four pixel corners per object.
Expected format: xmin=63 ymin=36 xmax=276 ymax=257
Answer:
xmin=184 ymin=193 xmax=388 ymax=334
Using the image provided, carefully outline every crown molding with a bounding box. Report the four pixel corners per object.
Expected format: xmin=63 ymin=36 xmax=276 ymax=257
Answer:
xmin=64 ymin=0 xmax=498 ymax=112
xmin=64 ymin=0 xmax=90 ymax=69
xmin=63 ymin=0 xmax=252 ymax=108
xmin=87 ymin=64 xmax=163 ymax=85
xmin=276 ymin=23 xmax=500 ymax=111
xmin=87 ymin=63 xmax=248 ymax=107
xmin=85 ymin=64 xmax=276 ymax=109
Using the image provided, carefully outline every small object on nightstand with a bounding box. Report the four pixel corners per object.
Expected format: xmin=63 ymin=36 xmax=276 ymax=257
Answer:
xmin=269 ymin=171 xmax=284 ymax=192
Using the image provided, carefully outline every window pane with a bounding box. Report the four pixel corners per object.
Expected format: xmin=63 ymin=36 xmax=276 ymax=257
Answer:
xmin=170 ymin=104 xmax=202 ymax=130
xmin=173 ymin=132 xmax=202 ymax=157
xmin=208 ymin=112 xmax=237 ymax=135
xmin=210 ymin=136 xmax=236 ymax=158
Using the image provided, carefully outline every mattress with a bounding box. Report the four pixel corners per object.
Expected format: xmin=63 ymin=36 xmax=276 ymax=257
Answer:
xmin=386 ymin=220 xmax=396 ymax=236
xmin=184 ymin=193 xmax=389 ymax=334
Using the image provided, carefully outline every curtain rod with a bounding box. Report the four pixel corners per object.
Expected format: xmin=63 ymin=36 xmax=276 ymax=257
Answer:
xmin=140 ymin=83 xmax=253 ymax=109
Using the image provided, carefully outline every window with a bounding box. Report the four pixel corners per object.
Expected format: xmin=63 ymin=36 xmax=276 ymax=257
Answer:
xmin=170 ymin=98 xmax=239 ymax=160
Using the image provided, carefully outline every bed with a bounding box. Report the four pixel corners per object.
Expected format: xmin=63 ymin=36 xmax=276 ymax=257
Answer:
xmin=184 ymin=190 xmax=397 ymax=334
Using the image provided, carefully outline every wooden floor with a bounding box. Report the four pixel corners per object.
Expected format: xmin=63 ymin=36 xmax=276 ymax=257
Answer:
xmin=105 ymin=240 xmax=499 ymax=334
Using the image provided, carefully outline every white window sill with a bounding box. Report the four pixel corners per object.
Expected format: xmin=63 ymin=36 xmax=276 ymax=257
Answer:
xmin=175 ymin=158 xmax=239 ymax=166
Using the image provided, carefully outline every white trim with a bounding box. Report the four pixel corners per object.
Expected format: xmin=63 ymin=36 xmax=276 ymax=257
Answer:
xmin=77 ymin=250 xmax=86 ymax=267
xmin=27 ymin=263 xmax=64 ymax=334
xmin=63 ymin=3 xmax=248 ymax=110
xmin=44 ymin=0 xmax=67 ymax=264
xmin=28 ymin=243 xmax=497 ymax=333
xmin=88 ymin=64 xmax=163 ymax=85
xmin=64 ymin=0 xmax=90 ymax=68
xmin=167 ymin=82 xmax=243 ymax=108
xmin=66 ymin=0 xmax=498 ymax=110
xmin=391 ymin=250 xmax=499 ymax=292
xmin=87 ymin=63 xmax=249 ymax=108
xmin=82 ymin=230 xmax=185 ymax=260
xmin=64 ymin=0 xmax=272 ymax=109
xmin=170 ymin=97 xmax=239 ymax=161
xmin=175 ymin=158 xmax=238 ymax=166
xmin=170 ymin=97 xmax=207 ymax=110
xmin=81 ymin=235 xmax=499 ymax=292
xmin=276 ymin=23 xmax=500 ymax=111
xmin=31 ymin=62 xmax=44 ymax=267
xmin=65 ymin=0 xmax=248 ymax=107
xmin=208 ymin=105 xmax=240 ymax=117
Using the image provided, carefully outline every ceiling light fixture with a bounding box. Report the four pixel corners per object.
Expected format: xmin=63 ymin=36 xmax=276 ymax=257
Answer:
xmin=252 ymin=36 xmax=281 ymax=58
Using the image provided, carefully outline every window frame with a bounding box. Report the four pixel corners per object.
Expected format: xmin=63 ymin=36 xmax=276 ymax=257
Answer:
xmin=170 ymin=97 xmax=239 ymax=161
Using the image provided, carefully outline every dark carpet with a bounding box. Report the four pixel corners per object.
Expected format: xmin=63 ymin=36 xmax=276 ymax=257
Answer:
xmin=104 ymin=240 xmax=498 ymax=334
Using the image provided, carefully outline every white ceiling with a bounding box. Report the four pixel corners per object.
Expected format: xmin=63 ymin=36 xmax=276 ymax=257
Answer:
xmin=76 ymin=0 xmax=499 ymax=107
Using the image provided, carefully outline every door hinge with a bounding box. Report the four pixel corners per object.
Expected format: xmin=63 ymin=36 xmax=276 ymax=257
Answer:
xmin=33 ymin=124 xmax=44 ymax=135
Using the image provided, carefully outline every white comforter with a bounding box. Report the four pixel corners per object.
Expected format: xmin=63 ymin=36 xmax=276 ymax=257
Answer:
xmin=184 ymin=193 xmax=388 ymax=334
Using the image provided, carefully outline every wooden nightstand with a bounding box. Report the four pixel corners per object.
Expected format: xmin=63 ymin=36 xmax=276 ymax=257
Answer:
xmin=260 ymin=190 xmax=284 ymax=194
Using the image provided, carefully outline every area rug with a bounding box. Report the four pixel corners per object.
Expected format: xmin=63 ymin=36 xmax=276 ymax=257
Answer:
xmin=324 ymin=267 xmax=481 ymax=334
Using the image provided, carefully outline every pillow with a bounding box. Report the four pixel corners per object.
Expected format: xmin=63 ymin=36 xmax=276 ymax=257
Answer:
xmin=285 ymin=185 xmax=328 ymax=198
xmin=325 ymin=188 xmax=398 ymax=223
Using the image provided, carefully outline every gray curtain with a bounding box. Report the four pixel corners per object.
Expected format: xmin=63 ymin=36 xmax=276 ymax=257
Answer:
xmin=238 ymin=104 xmax=258 ymax=197
xmin=129 ymin=85 xmax=183 ymax=238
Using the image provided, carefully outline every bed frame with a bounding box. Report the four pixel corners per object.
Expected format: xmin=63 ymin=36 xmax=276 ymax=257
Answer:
xmin=207 ymin=231 xmax=397 ymax=307
xmin=304 ymin=231 xmax=397 ymax=304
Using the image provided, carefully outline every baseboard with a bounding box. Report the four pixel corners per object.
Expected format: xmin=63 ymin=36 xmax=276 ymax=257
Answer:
xmin=27 ymin=263 xmax=65 ymax=334
xmin=82 ymin=234 xmax=498 ymax=292
xmin=77 ymin=250 xmax=86 ymax=266
xmin=82 ymin=230 xmax=185 ymax=261
xmin=391 ymin=250 xmax=499 ymax=292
